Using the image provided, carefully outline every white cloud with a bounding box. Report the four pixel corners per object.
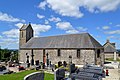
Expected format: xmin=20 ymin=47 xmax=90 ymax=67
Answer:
xmin=66 ymin=29 xmax=79 ymax=34
xmin=82 ymin=0 xmax=120 ymax=13
xmin=0 ymin=38 xmax=19 ymax=49
xmin=96 ymin=35 xmax=101 ymax=38
xmin=109 ymin=22 xmax=112 ymax=25
xmin=56 ymin=21 xmax=80 ymax=34
xmin=78 ymin=27 xmax=88 ymax=32
xmin=116 ymin=24 xmax=120 ymax=27
xmin=46 ymin=0 xmax=83 ymax=18
xmin=31 ymin=23 xmax=51 ymax=36
xmin=2 ymin=29 xmax=19 ymax=38
xmin=102 ymin=26 xmax=110 ymax=30
xmin=0 ymin=12 xmax=25 ymax=22
xmin=49 ymin=16 xmax=61 ymax=22
xmin=15 ymin=23 xmax=23 ymax=29
xmin=105 ymin=30 xmax=120 ymax=34
xmin=116 ymin=43 xmax=120 ymax=49
xmin=96 ymin=27 xmax=100 ymax=30
xmin=38 ymin=0 xmax=83 ymax=18
xmin=56 ymin=22 xmax=73 ymax=30
xmin=39 ymin=0 xmax=120 ymax=18
xmin=38 ymin=1 xmax=47 ymax=10
xmin=37 ymin=14 xmax=45 ymax=19
xmin=45 ymin=20 xmax=49 ymax=24
xmin=107 ymin=36 xmax=115 ymax=39
xmin=0 ymin=35 xmax=2 ymax=39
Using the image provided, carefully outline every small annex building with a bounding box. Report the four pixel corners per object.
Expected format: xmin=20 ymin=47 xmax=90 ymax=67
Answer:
xmin=103 ymin=40 xmax=117 ymax=60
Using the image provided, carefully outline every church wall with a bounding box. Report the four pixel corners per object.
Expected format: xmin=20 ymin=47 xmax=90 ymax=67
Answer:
xmin=19 ymin=50 xmax=31 ymax=63
xmin=19 ymin=30 xmax=27 ymax=47
xmin=45 ymin=49 xmax=57 ymax=64
xmin=45 ymin=49 xmax=96 ymax=65
xmin=33 ymin=50 xmax=43 ymax=63
xmin=19 ymin=49 xmax=104 ymax=65
xmin=80 ymin=50 xmax=95 ymax=64
xmin=19 ymin=50 xmax=43 ymax=64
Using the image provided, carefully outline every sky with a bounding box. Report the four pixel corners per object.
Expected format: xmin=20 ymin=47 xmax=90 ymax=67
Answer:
xmin=0 ymin=0 xmax=120 ymax=49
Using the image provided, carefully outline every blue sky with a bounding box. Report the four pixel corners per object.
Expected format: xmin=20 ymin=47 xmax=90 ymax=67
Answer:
xmin=0 ymin=0 xmax=120 ymax=49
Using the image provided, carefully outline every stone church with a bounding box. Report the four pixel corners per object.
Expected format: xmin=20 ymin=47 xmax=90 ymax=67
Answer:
xmin=19 ymin=23 xmax=104 ymax=66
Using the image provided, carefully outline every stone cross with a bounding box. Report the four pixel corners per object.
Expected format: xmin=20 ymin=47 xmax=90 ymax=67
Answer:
xmin=54 ymin=68 xmax=65 ymax=80
xmin=114 ymin=52 xmax=117 ymax=61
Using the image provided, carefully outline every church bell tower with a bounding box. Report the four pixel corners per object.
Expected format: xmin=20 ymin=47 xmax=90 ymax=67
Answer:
xmin=19 ymin=23 xmax=34 ymax=48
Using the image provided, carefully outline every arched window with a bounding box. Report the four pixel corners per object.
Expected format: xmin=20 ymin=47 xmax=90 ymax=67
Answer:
xmin=97 ymin=49 xmax=100 ymax=58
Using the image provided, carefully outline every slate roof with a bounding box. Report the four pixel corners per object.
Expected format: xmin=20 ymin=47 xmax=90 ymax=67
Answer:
xmin=20 ymin=33 xmax=103 ymax=49
xmin=20 ymin=24 xmax=30 ymax=30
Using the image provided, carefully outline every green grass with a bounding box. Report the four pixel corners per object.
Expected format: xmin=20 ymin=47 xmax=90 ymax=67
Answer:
xmin=0 ymin=70 xmax=54 ymax=80
xmin=105 ymin=58 xmax=120 ymax=62
xmin=44 ymin=73 xmax=54 ymax=80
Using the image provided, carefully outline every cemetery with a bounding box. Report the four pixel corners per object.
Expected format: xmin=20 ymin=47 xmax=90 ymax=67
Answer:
xmin=0 ymin=51 xmax=120 ymax=80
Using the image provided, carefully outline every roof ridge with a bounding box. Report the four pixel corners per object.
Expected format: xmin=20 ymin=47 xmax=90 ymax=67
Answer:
xmin=33 ymin=33 xmax=89 ymax=38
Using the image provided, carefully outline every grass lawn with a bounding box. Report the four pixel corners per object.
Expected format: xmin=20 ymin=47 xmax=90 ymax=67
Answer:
xmin=105 ymin=58 xmax=120 ymax=62
xmin=0 ymin=70 xmax=54 ymax=80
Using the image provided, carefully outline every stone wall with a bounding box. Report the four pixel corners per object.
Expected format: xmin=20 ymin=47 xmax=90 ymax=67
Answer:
xmin=100 ymin=51 xmax=105 ymax=66
xmin=19 ymin=49 xmax=43 ymax=64
xmin=104 ymin=52 xmax=119 ymax=59
xmin=46 ymin=49 xmax=96 ymax=65
xmin=95 ymin=49 xmax=105 ymax=65
xmin=80 ymin=50 xmax=95 ymax=64
xmin=33 ymin=50 xmax=43 ymax=63
xmin=19 ymin=50 xmax=31 ymax=63
xmin=19 ymin=49 xmax=104 ymax=65
xmin=19 ymin=30 xmax=26 ymax=47
xmin=104 ymin=53 xmax=114 ymax=59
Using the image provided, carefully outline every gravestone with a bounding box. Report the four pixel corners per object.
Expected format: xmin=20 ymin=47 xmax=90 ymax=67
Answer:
xmin=49 ymin=61 xmax=51 ymax=67
xmin=70 ymin=64 xmax=76 ymax=74
xmin=63 ymin=61 xmax=67 ymax=67
xmin=46 ymin=59 xmax=49 ymax=67
xmin=54 ymin=68 xmax=65 ymax=80
xmin=27 ymin=63 xmax=30 ymax=68
xmin=35 ymin=60 xmax=39 ymax=66
xmin=58 ymin=61 xmax=62 ymax=67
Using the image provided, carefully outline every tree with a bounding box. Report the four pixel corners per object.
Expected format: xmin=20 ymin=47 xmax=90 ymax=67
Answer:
xmin=0 ymin=48 xmax=18 ymax=62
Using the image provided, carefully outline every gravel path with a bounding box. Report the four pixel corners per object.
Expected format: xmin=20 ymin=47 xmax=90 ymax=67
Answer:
xmin=103 ymin=69 xmax=120 ymax=80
